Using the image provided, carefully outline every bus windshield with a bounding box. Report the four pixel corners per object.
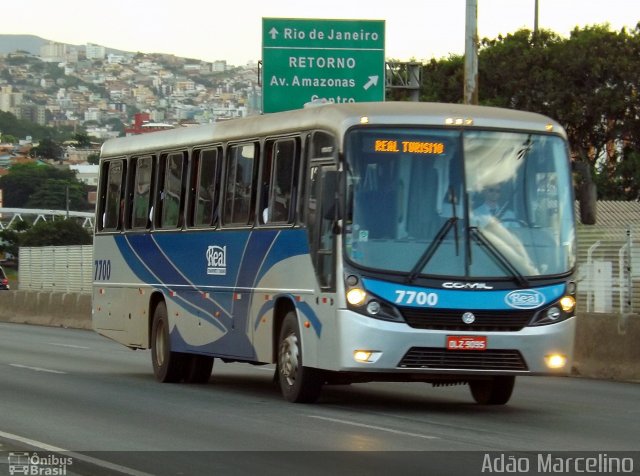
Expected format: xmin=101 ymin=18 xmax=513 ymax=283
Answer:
xmin=344 ymin=127 xmax=576 ymax=279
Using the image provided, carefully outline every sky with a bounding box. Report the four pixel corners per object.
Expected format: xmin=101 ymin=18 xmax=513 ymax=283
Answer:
xmin=4 ymin=0 xmax=640 ymax=65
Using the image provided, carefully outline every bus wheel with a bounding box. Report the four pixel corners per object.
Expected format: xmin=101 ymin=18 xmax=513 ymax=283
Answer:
xmin=469 ymin=376 xmax=515 ymax=405
xmin=151 ymin=301 xmax=185 ymax=383
xmin=277 ymin=312 xmax=323 ymax=403
xmin=184 ymin=355 xmax=214 ymax=384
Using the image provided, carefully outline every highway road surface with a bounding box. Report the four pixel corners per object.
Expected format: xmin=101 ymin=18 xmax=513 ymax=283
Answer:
xmin=0 ymin=322 xmax=638 ymax=475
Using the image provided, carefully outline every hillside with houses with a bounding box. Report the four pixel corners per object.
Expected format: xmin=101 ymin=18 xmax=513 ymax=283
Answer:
xmin=0 ymin=36 xmax=261 ymax=139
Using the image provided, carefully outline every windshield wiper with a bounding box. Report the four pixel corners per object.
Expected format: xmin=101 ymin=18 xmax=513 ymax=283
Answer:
xmin=405 ymin=217 xmax=457 ymax=284
xmin=469 ymin=227 xmax=529 ymax=288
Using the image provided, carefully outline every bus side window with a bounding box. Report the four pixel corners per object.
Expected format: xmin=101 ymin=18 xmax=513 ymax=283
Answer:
xmin=307 ymin=164 xmax=337 ymax=290
xmin=131 ymin=156 xmax=153 ymax=229
xmin=310 ymin=131 xmax=336 ymax=159
xmin=99 ymin=159 xmax=125 ymax=232
xmin=261 ymin=138 xmax=299 ymax=224
xmin=190 ymin=147 xmax=221 ymax=227
xmin=160 ymin=152 xmax=186 ymax=229
xmin=258 ymin=144 xmax=274 ymax=224
xmin=223 ymin=143 xmax=257 ymax=226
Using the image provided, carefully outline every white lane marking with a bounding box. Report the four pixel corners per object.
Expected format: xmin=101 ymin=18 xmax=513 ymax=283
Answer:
xmin=46 ymin=342 xmax=91 ymax=350
xmin=0 ymin=430 xmax=154 ymax=476
xmin=9 ymin=364 xmax=66 ymax=374
xmin=307 ymin=415 xmax=439 ymax=439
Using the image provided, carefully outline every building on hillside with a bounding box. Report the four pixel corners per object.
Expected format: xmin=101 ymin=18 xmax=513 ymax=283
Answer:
xmin=85 ymin=43 xmax=106 ymax=60
xmin=0 ymin=86 xmax=23 ymax=114
xmin=40 ymin=42 xmax=67 ymax=62
xmin=124 ymin=112 xmax=174 ymax=135
xmin=69 ymin=164 xmax=99 ymax=187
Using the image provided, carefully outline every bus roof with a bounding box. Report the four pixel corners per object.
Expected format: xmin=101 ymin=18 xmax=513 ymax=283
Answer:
xmin=100 ymin=102 xmax=566 ymax=158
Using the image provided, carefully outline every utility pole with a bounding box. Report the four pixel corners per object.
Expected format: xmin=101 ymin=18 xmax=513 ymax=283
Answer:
xmin=464 ymin=0 xmax=479 ymax=105
xmin=534 ymin=0 xmax=539 ymax=35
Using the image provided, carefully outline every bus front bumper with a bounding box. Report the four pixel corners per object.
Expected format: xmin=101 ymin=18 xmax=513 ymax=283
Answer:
xmin=321 ymin=309 xmax=576 ymax=377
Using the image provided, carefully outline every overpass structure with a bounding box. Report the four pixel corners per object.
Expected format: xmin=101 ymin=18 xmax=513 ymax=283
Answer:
xmin=0 ymin=208 xmax=95 ymax=229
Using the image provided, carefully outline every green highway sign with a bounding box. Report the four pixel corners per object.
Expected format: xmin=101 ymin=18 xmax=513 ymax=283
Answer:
xmin=262 ymin=18 xmax=385 ymax=113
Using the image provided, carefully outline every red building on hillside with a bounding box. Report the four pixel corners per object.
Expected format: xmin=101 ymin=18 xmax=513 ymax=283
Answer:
xmin=124 ymin=113 xmax=174 ymax=135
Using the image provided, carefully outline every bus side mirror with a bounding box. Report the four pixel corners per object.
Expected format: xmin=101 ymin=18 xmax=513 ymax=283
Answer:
xmin=573 ymin=161 xmax=597 ymax=225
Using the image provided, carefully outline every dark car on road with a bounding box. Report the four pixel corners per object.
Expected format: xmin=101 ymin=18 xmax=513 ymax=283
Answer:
xmin=0 ymin=266 xmax=10 ymax=290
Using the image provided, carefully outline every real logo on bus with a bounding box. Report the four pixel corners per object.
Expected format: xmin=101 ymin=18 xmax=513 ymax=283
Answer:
xmin=505 ymin=289 xmax=545 ymax=309
xmin=206 ymin=245 xmax=227 ymax=276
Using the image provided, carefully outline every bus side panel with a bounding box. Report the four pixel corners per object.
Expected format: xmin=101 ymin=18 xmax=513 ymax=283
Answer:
xmin=95 ymin=229 xmax=317 ymax=361
xmin=93 ymin=234 xmax=150 ymax=348
xmin=250 ymin=253 xmax=319 ymax=363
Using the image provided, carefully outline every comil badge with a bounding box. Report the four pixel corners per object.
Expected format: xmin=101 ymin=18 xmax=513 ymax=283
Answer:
xmin=206 ymin=245 xmax=227 ymax=275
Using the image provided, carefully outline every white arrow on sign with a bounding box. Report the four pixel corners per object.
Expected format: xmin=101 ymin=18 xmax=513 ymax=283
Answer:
xmin=363 ymin=75 xmax=379 ymax=90
xmin=269 ymin=27 xmax=279 ymax=40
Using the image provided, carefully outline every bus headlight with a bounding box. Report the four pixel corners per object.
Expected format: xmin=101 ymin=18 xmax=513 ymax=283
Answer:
xmin=346 ymin=288 xmax=367 ymax=306
xmin=344 ymin=275 xmax=404 ymax=322
xmin=530 ymin=297 xmax=575 ymax=326
xmin=545 ymin=306 xmax=562 ymax=321
xmin=353 ymin=350 xmax=382 ymax=363
xmin=366 ymin=300 xmax=381 ymax=315
xmin=545 ymin=353 xmax=567 ymax=369
xmin=559 ymin=295 xmax=576 ymax=313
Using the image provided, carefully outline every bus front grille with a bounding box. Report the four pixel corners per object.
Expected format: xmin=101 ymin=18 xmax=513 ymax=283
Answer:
xmin=398 ymin=347 xmax=528 ymax=371
xmin=400 ymin=308 xmax=533 ymax=332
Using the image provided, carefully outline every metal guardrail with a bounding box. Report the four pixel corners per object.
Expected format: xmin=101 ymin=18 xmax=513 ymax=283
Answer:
xmin=577 ymin=224 xmax=640 ymax=315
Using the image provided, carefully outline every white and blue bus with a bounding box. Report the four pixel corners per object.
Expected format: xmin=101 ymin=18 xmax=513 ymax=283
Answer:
xmin=93 ymin=102 xmax=577 ymax=404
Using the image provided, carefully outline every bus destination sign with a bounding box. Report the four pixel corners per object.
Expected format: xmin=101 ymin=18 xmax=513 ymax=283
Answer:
xmin=262 ymin=18 xmax=385 ymax=113
xmin=373 ymin=140 xmax=446 ymax=154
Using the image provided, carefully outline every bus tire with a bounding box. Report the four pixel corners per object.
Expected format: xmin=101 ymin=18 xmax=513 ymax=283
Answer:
xmin=277 ymin=312 xmax=323 ymax=403
xmin=151 ymin=301 xmax=186 ymax=383
xmin=469 ymin=376 xmax=515 ymax=405
xmin=184 ymin=355 xmax=214 ymax=384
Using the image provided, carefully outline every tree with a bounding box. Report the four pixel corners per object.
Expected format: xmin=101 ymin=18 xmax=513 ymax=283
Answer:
xmin=33 ymin=137 xmax=63 ymax=160
xmin=0 ymin=134 xmax=18 ymax=143
xmin=26 ymin=179 xmax=88 ymax=210
xmin=421 ymin=23 xmax=640 ymax=200
xmin=0 ymin=163 xmax=90 ymax=209
xmin=478 ymin=29 xmax=563 ymax=112
xmin=0 ymin=110 xmax=52 ymax=142
xmin=73 ymin=132 xmax=92 ymax=148
xmin=19 ymin=219 xmax=92 ymax=247
xmin=0 ymin=220 xmax=30 ymax=260
xmin=550 ymin=26 xmax=640 ymax=180
xmin=420 ymin=54 xmax=465 ymax=103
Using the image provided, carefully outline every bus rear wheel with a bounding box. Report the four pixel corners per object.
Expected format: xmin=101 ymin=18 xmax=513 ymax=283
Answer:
xmin=151 ymin=301 xmax=186 ymax=383
xmin=184 ymin=355 xmax=214 ymax=384
xmin=277 ymin=312 xmax=323 ymax=403
xmin=469 ymin=376 xmax=515 ymax=405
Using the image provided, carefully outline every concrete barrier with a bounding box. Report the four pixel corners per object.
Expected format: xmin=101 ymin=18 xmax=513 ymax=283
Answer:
xmin=0 ymin=291 xmax=637 ymax=382
xmin=0 ymin=290 xmax=92 ymax=329
xmin=572 ymin=312 xmax=640 ymax=382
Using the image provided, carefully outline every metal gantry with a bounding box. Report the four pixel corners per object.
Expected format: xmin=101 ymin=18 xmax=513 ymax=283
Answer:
xmin=0 ymin=208 xmax=94 ymax=230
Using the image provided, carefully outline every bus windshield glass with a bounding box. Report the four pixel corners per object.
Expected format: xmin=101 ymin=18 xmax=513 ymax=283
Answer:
xmin=344 ymin=127 xmax=576 ymax=279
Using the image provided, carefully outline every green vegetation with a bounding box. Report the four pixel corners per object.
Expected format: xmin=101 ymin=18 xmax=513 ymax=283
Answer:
xmin=0 ymin=219 xmax=91 ymax=259
xmin=388 ymin=24 xmax=640 ymax=200
xmin=0 ymin=163 xmax=91 ymax=210
xmin=20 ymin=220 xmax=92 ymax=246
